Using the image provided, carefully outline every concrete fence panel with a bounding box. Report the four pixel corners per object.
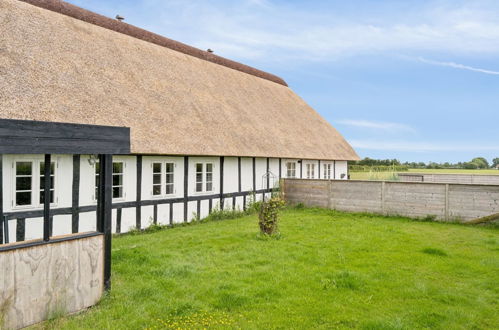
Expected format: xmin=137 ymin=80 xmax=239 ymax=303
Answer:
xmin=283 ymin=179 xmax=499 ymax=221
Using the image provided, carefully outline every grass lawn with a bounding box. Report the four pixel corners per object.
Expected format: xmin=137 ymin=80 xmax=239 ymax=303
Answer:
xmin=37 ymin=209 xmax=498 ymax=329
xmin=350 ymin=168 xmax=499 ymax=181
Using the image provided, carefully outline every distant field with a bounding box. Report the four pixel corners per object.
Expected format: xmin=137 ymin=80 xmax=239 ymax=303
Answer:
xmin=407 ymin=169 xmax=499 ymax=175
xmin=350 ymin=168 xmax=499 ymax=181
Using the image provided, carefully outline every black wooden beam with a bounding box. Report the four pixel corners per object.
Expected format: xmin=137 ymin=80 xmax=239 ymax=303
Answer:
xmin=116 ymin=208 xmax=122 ymax=234
xmin=43 ymin=154 xmax=51 ymax=241
xmin=97 ymin=154 xmax=113 ymax=291
xmin=71 ymin=155 xmax=80 ymax=233
xmin=300 ymin=160 xmax=303 ymax=179
xmin=183 ymin=157 xmax=189 ymax=222
xmin=16 ymin=218 xmax=25 ymax=242
xmin=220 ymin=157 xmax=225 ymax=210
xmin=136 ymin=155 xmax=142 ymax=230
xmin=266 ymin=158 xmax=270 ymax=189
xmin=252 ymin=157 xmax=256 ymax=192
xmin=169 ymin=202 xmax=173 ymax=225
xmin=333 ymin=161 xmax=336 ymax=180
xmin=238 ymin=157 xmax=242 ymax=193
xmin=318 ymin=160 xmax=321 ymax=179
xmin=0 ymin=118 xmax=130 ymax=155
xmin=0 ymin=154 xmax=3 ymax=245
xmin=278 ymin=158 xmax=282 ymax=181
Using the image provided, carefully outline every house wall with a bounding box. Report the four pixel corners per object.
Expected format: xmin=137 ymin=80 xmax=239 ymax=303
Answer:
xmin=1 ymin=155 xmax=349 ymax=241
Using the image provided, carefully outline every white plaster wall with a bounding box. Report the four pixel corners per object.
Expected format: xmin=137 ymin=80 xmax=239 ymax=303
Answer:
xmin=335 ymin=161 xmax=348 ymax=180
xmin=1 ymin=154 xmax=350 ymax=240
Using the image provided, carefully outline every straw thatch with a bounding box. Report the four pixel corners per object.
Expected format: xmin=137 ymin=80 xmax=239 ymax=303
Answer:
xmin=0 ymin=0 xmax=359 ymax=161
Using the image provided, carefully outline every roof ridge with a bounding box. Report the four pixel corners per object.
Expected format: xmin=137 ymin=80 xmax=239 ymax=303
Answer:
xmin=19 ymin=0 xmax=288 ymax=87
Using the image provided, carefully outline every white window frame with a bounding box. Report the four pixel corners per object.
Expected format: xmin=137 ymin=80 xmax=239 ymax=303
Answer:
xmin=93 ymin=160 xmax=126 ymax=202
xmin=195 ymin=162 xmax=214 ymax=194
xmin=151 ymin=161 xmax=176 ymax=198
xmin=286 ymin=162 xmax=296 ymax=178
xmin=12 ymin=158 xmax=58 ymax=210
xmin=323 ymin=163 xmax=332 ymax=180
xmin=306 ymin=163 xmax=315 ymax=179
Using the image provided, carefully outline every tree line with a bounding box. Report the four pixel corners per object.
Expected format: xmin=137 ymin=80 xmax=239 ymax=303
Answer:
xmin=351 ymin=157 xmax=499 ymax=170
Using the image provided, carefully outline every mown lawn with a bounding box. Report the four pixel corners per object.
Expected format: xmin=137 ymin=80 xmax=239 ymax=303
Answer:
xmin=37 ymin=209 xmax=498 ymax=329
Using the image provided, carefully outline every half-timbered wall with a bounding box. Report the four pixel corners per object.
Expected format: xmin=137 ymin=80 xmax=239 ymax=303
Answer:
xmin=1 ymin=155 xmax=348 ymax=240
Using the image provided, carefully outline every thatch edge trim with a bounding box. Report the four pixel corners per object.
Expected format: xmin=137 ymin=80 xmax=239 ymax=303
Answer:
xmin=18 ymin=0 xmax=288 ymax=87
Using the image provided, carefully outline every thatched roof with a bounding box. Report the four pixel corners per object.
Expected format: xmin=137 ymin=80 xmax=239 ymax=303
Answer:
xmin=0 ymin=0 xmax=359 ymax=161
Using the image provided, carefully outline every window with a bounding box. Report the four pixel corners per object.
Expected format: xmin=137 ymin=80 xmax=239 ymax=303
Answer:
xmin=323 ymin=164 xmax=332 ymax=179
xmin=15 ymin=162 xmax=32 ymax=206
xmin=14 ymin=160 xmax=56 ymax=208
xmin=286 ymin=162 xmax=296 ymax=178
xmin=112 ymin=162 xmax=124 ymax=199
xmin=94 ymin=161 xmax=124 ymax=200
xmin=39 ymin=162 xmax=55 ymax=204
xmin=195 ymin=163 xmax=214 ymax=193
xmin=306 ymin=163 xmax=315 ymax=179
xmin=152 ymin=162 xmax=175 ymax=196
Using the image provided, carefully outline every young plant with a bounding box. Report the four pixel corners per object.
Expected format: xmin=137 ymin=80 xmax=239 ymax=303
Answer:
xmin=258 ymin=196 xmax=285 ymax=236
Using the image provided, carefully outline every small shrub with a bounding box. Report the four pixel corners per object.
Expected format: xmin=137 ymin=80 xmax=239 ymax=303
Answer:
xmin=294 ymin=202 xmax=305 ymax=209
xmin=421 ymin=248 xmax=448 ymax=256
xmin=258 ymin=196 xmax=285 ymax=236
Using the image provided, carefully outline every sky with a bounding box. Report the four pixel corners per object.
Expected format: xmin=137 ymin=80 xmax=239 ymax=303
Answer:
xmin=66 ymin=0 xmax=499 ymax=163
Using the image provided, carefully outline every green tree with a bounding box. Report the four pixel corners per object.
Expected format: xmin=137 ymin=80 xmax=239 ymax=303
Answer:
xmin=493 ymin=158 xmax=499 ymax=168
xmin=471 ymin=157 xmax=489 ymax=169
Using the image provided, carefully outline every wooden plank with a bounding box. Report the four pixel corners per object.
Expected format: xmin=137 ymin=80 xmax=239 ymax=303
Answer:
xmin=0 ymin=118 xmax=130 ymax=154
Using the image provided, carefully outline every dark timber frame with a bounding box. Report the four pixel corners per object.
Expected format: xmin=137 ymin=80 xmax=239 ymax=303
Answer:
xmin=0 ymin=118 xmax=130 ymax=292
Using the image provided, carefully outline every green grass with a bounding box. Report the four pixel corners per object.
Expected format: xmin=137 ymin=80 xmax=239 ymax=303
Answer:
xmin=350 ymin=168 xmax=499 ymax=180
xmin=407 ymin=169 xmax=499 ymax=175
xmin=35 ymin=208 xmax=499 ymax=329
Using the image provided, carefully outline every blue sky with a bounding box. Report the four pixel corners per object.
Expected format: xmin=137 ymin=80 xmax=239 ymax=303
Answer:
xmin=66 ymin=0 xmax=499 ymax=163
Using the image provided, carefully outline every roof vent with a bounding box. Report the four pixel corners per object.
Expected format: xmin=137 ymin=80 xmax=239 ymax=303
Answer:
xmin=115 ymin=15 xmax=125 ymax=21
xmin=207 ymin=49 xmax=214 ymax=53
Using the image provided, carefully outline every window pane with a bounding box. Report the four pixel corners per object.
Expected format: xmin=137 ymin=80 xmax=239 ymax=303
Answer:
xmin=16 ymin=162 xmax=32 ymax=176
xmin=113 ymin=187 xmax=123 ymax=198
xmin=206 ymin=182 xmax=213 ymax=191
xmin=152 ymin=185 xmax=161 ymax=195
xmin=206 ymin=172 xmax=212 ymax=182
xmin=166 ymin=173 xmax=174 ymax=184
xmin=16 ymin=177 xmax=32 ymax=191
xmin=196 ymin=172 xmax=203 ymax=183
xmin=196 ymin=163 xmax=203 ymax=173
xmin=196 ymin=182 xmax=203 ymax=192
xmin=165 ymin=163 xmax=174 ymax=173
xmin=165 ymin=184 xmax=173 ymax=195
xmin=153 ymin=173 xmax=161 ymax=185
xmin=206 ymin=163 xmax=213 ymax=173
xmin=113 ymin=162 xmax=123 ymax=174
xmin=113 ymin=174 xmax=123 ymax=186
xmin=16 ymin=192 xmax=31 ymax=206
xmin=40 ymin=162 xmax=55 ymax=175
xmin=153 ymin=163 xmax=162 ymax=173
xmin=95 ymin=162 xmax=100 ymax=174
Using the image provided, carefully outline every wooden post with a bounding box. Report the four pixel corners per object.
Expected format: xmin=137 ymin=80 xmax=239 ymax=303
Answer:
xmin=43 ymin=154 xmax=51 ymax=241
xmin=136 ymin=155 xmax=143 ymax=229
xmin=97 ymin=154 xmax=113 ymax=291
xmin=445 ymin=184 xmax=449 ymax=221
xmin=0 ymin=154 xmax=3 ymax=244
xmin=381 ymin=181 xmax=386 ymax=215
xmin=220 ymin=156 xmax=224 ymax=210
xmin=71 ymin=155 xmax=80 ymax=233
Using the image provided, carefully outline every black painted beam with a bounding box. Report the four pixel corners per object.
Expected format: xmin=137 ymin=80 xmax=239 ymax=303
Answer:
xmin=43 ymin=154 xmax=51 ymax=241
xmin=97 ymin=154 xmax=113 ymax=291
xmin=183 ymin=157 xmax=188 ymax=222
xmin=136 ymin=155 xmax=142 ymax=229
xmin=0 ymin=118 xmax=130 ymax=154
xmin=220 ymin=157 xmax=224 ymax=210
xmin=71 ymin=155 xmax=80 ymax=233
xmin=0 ymin=154 xmax=3 ymax=244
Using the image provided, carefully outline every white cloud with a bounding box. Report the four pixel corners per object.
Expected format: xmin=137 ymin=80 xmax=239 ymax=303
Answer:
xmin=336 ymin=120 xmax=415 ymax=132
xmin=351 ymin=140 xmax=499 ymax=152
xmin=417 ymin=57 xmax=499 ymax=75
xmin=121 ymin=0 xmax=499 ymax=62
